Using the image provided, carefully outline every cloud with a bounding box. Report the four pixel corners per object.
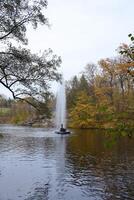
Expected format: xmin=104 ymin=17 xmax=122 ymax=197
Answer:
xmin=1 ymin=0 xmax=134 ymax=96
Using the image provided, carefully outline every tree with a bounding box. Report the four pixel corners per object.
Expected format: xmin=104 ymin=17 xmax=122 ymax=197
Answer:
xmin=118 ymin=34 xmax=134 ymax=78
xmin=69 ymin=91 xmax=96 ymax=128
xmin=66 ymin=76 xmax=79 ymax=109
xmin=0 ymin=47 xmax=61 ymax=110
xmin=78 ymin=74 xmax=89 ymax=94
xmin=83 ymin=63 xmax=97 ymax=97
xmin=119 ymin=34 xmax=134 ymax=61
xmin=0 ymin=0 xmax=61 ymax=114
xmin=98 ymin=58 xmax=117 ymax=103
xmin=0 ymin=0 xmax=48 ymax=43
xmin=83 ymin=63 xmax=97 ymax=86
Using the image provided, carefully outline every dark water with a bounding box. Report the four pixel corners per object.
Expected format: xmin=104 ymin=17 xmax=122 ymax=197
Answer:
xmin=0 ymin=125 xmax=134 ymax=200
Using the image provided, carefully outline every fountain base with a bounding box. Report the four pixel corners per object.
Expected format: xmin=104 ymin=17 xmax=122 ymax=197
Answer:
xmin=55 ymin=130 xmax=71 ymax=135
xmin=55 ymin=124 xmax=70 ymax=134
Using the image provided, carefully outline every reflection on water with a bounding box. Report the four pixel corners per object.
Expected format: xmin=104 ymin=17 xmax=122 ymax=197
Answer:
xmin=0 ymin=125 xmax=134 ymax=200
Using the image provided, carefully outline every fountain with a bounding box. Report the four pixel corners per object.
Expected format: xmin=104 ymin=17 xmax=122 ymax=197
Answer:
xmin=55 ymin=79 xmax=70 ymax=134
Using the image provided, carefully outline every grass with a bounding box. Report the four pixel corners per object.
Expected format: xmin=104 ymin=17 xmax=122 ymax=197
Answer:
xmin=0 ymin=108 xmax=11 ymax=116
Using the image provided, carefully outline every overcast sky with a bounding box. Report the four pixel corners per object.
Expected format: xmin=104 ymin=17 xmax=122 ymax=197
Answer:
xmin=1 ymin=0 xmax=134 ymax=97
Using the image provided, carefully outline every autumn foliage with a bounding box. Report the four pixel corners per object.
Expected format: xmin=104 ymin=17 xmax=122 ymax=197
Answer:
xmin=67 ymin=35 xmax=134 ymax=130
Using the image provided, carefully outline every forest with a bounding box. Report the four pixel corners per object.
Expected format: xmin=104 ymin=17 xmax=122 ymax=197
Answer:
xmin=67 ymin=34 xmax=134 ymax=132
xmin=0 ymin=34 xmax=134 ymax=134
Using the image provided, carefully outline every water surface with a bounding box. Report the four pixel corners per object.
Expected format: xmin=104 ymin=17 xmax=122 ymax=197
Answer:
xmin=0 ymin=125 xmax=134 ymax=200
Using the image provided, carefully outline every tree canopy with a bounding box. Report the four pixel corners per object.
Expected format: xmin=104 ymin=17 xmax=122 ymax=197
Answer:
xmin=0 ymin=0 xmax=48 ymax=43
xmin=67 ymin=34 xmax=134 ymax=133
xmin=0 ymin=0 xmax=61 ymax=113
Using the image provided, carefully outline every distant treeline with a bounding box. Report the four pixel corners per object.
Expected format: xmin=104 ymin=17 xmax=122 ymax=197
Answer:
xmin=0 ymin=95 xmax=34 ymax=124
xmin=0 ymin=95 xmax=54 ymax=125
xmin=66 ymin=34 xmax=134 ymax=131
xmin=0 ymin=34 xmax=134 ymax=132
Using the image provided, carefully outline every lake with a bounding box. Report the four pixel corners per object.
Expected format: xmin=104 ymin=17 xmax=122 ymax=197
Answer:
xmin=0 ymin=125 xmax=134 ymax=200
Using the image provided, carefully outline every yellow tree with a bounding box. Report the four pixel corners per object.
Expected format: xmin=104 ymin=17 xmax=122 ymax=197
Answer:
xmin=69 ymin=91 xmax=97 ymax=128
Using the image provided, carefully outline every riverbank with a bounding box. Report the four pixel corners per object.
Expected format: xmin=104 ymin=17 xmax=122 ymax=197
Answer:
xmin=0 ymin=113 xmax=53 ymax=128
xmin=0 ymin=122 xmax=133 ymax=138
xmin=68 ymin=111 xmax=134 ymax=134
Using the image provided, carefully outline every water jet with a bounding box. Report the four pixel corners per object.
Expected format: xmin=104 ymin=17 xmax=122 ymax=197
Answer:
xmin=55 ymin=79 xmax=70 ymax=134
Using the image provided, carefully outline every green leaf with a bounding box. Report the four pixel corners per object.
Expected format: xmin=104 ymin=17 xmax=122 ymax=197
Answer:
xmin=128 ymin=33 xmax=132 ymax=37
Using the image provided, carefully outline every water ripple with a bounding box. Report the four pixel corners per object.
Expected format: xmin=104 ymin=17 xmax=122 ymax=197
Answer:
xmin=0 ymin=125 xmax=133 ymax=200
